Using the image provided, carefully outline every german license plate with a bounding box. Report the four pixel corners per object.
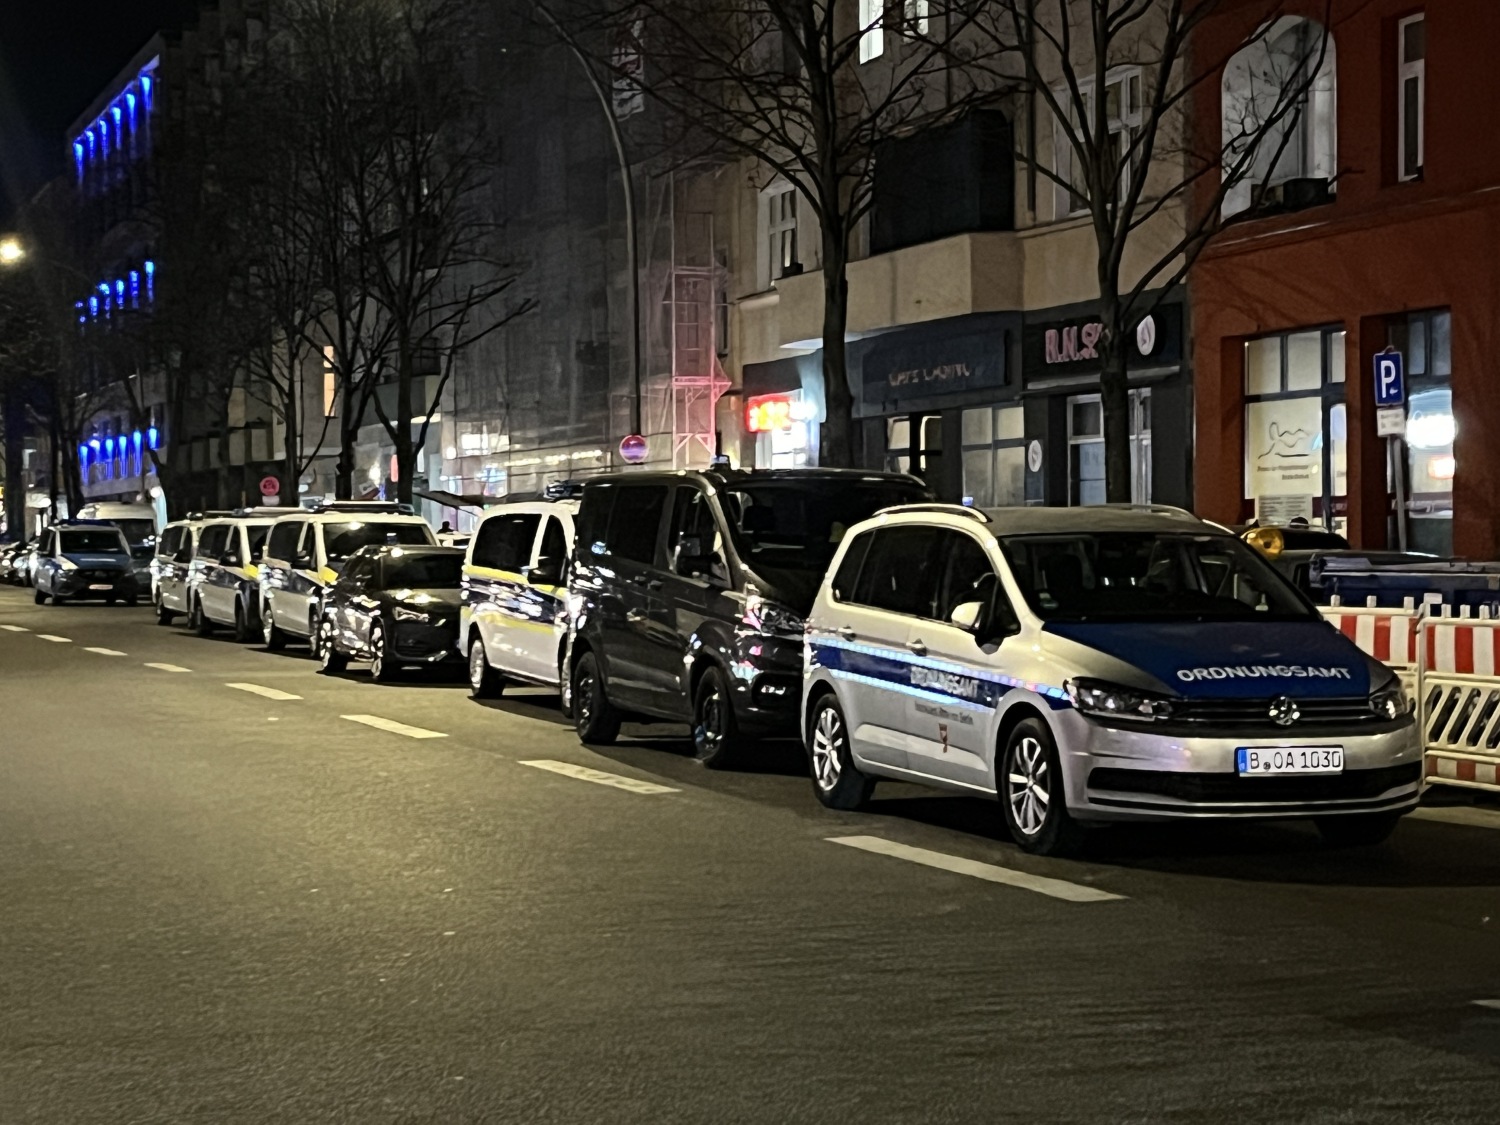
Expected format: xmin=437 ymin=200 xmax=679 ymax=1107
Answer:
xmin=88 ymin=583 xmax=113 ymax=591
xmin=1236 ymin=747 xmax=1343 ymax=776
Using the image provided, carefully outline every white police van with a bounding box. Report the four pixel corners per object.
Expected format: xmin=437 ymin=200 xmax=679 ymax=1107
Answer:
xmin=802 ymin=504 xmax=1421 ymax=855
xmin=460 ymin=492 xmax=576 ymax=701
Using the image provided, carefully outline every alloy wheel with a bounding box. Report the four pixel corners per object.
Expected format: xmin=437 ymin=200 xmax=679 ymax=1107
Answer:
xmin=695 ymin=685 xmax=725 ymax=757
xmin=319 ymin=620 xmax=338 ymax=670
xmin=811 ymin=705 xmax=844 ymax=792
xmin=469 ymin=642 xmax=486 ymax=694
xmin=576 ymin=670 xmax=594 ymax=728
xmin=370 ymin=629 xmax=385 ymax=679
xmin=1007 ymin=736 xmax=1050 ymax=838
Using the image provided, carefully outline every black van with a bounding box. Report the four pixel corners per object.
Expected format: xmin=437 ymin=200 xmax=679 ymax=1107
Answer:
xmin=567 ymin=468 xmax=931 ymax=766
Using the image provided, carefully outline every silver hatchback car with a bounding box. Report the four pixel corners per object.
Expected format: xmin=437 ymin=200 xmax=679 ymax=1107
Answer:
xmin=802 ymin=504 xmax=1421 ymax=855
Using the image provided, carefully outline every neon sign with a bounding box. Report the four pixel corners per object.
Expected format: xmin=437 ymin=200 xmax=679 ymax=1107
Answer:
xmin=746 ymin=394 xmax=815 ymax=433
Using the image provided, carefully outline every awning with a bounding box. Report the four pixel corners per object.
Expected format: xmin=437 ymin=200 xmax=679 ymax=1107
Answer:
xmin=415 ymin=488 xmax=493 ymax=511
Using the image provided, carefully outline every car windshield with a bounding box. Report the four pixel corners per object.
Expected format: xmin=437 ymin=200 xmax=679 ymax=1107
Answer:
xmin=380 ymin=553 xmax=462 ymax=590
xmin=59 ymin=531 xmax=126 ymax=555
xmin=114 ymin=519 xmax=158 ymax=547
xmin=1000 ymin=531 xmax=1317 ymax=623
xmin=324 ymin=521 xmax=432 ymax=563
xmin=722 ymin=479 xmax=929 ymax=571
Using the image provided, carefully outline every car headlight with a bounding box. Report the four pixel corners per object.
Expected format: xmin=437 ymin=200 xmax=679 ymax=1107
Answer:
xmin=1369 ymin=679 xmax=1411 ymax=721
xmin=58 ymin=558 xmax=77 ymax=571
xmin=1066 ymin=677 xmax=1175 ymax=723
xmin=743 ymin=590 xmax=804 ymax=638
xmin=392 ymin=606 xmax=430 ymax=623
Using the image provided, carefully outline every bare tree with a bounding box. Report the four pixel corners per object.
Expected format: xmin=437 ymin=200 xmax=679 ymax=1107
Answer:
xmin=567 ymin=0 xmax=997 ymax=467
xmin=967 ymin=0 xmax=1333 ymax=502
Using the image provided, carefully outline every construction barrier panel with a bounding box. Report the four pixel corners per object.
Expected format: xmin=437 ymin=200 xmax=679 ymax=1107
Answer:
xmin=1323 ymin=597 xmax=1500 ymax=793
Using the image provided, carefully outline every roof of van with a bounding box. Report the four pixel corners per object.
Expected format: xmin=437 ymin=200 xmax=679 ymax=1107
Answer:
xmin=584 ymin=467 xmax=925 ymax=487
xmin=978 ymin=505 xmax=1223 ymax=536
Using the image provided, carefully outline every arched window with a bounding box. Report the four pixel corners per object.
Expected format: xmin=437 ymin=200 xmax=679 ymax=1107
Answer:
xmin=1221 ymin=17 xmax=1336 ymax=217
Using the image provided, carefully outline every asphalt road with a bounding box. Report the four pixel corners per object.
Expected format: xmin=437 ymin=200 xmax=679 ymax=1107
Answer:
xmin=3 ymin=585 xmax=1500 ymax=1123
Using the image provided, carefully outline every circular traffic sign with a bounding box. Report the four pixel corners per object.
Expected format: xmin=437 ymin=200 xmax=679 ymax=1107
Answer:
xmin=619 ymin=434 xmax=648 ymax=464
xmin=259 ymin=475 xmax=280 ymax=497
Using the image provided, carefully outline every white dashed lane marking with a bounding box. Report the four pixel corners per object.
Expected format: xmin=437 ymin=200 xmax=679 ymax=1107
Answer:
xmin=341 ymin=714 xmax=446 ymax=740
xmin=144 ymin=663 xmax=191 ymax=673
xmin=0 ymin=624 xmax=28 ymax=632
xmin=36 ymin=635 xmax=71 ymax=643
xmin=226 ymin=682 xmax=302 ymax=701
xmin=1474 ymin=1000 xmax=1500 ymax=1011
xmin=826 ymin=836 xmax=1125 ymax=903
xmin=519 ymin=759 xmax=678 ymax=795
xmin=84 ymin=647 xmax=126 ymax=656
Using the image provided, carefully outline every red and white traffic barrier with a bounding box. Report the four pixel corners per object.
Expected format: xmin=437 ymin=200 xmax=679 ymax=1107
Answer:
xmin=1321 ymin=598 xmax=1420 ymax=670
xmin=1426 ymin=756 xmax=1500 ymax=787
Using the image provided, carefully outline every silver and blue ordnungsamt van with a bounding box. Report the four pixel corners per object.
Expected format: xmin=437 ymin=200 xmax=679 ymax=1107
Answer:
xmin=802 ymin=505 xmax=1421 ymax=855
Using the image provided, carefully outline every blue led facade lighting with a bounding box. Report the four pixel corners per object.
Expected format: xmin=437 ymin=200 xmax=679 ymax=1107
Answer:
xmin=129 ymin=270 xmax=140 ymax=307
xmin=144 ymin=259 xmax=156 ymax=302
xmin=89 ymin=295 xmax=99 ymax=319
xmin=147 ymin=427 xmax=159 ymax=450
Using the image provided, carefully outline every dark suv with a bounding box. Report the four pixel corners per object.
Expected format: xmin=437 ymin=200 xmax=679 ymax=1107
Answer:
xmin=567 ymin=468 xmax=931 ymax=766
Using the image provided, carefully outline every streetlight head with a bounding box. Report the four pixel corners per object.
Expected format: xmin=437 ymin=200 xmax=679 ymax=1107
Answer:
xmin=0 ymin=237 xmax=24 ymax=265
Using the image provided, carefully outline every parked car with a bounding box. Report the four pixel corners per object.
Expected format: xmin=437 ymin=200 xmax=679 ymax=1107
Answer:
xmin=802 ymin=503 xmax=1421 ymax=855
xmin=187 ymin=507 xmax=296 ymax=641
xmin=77 ymin=501 xmax=160 ymax=590
xmin=1240 ymin=522 xmax=1433 ymax=601
xmin=14 ymin=539 xmax=42 ymax=587
xmin=317 ymin=544 xmax=464 ymax=681
xmin=258 ymin=502 xmax=437 ymax=652
xmin=567 ymin=468 xmax=931 ymax=766
xmin=152 ymin=513 xmax=231 ymax=624
xmin=461 ymin=497 xmax=577 ymax=701
xmin=0 ymin=542 xmax=24 ymax=584
xmin=31 ymin=521 xmax=140 ymax=606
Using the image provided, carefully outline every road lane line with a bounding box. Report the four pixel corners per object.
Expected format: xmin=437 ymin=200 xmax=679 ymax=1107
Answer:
xmin=84 ymin=647 xmax=127 ymax=656
xmin=519 ymin=759 xmax=678 ymax=794
xmin=226 ymin=682 xmax=302 ymax=701
xmin=36 ymin=634 xmax=71 ymax=643
xmin=341 ymin=714 xmax=446 ymax=739
xmin=0 ymin=624 xmax=28 ymax=632
xmin=1473 ymin=1000 xmax=1500 ymax=1011
xmin=144 ymin=662 xmax=191 ymax=673
xmin=826 ymin=836 xmax=1124 ymax=903
xmin=1411 ymin=806 xmax=1500 ymax=831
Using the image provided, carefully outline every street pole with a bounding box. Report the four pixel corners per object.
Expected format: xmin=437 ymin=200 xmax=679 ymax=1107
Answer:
xmin=532 ymin=4 xmax=643 ymax=440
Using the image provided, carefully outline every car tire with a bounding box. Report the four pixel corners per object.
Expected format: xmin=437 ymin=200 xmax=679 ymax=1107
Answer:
xmin=33 ymin=588 xmax=45 ymax=605
xmin=125 ymin=594 xmax=138 ymax=608
xmin=155 ymin=594 xmax=175 ymax=625
xmin=105 ymin=596 xmax=117 ymax=606
xmin=318 ymin=617 xmax=349 ymax=674
xmin=233 ymin=600 xmax=255 ymax=643
xmin=692 ymin=665 xmax=747 ymax=770
xmin=807 ymin=692 xmax=874 ymax=810
xmin=51 ymin=592 xmax=66 ymax=606
xmin=1315 ymin=811 xmax=1403 ymax=848
xmin=190 ymin=598 xmax=214 ymax=637
xmin=468 ymin=636 xmax=505 ymax=699
xmin=262 ymin=601 xmax=289 ymax=650
xmin=572 ymin=651 xmax=621 ymax=745
xmin=1000 ymin=717 xmax=1085 ymax=857
xmin=369 ymin=621 xmax=397 ymax=683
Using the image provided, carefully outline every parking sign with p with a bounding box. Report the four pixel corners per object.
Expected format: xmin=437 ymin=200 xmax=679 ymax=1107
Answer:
xmin=1373 ymin=349 xmax=1405 ymax=407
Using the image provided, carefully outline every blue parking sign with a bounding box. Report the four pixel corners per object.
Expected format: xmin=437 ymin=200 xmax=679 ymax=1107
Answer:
xmin=1373 ymin=349 xmax=1405 ymax=407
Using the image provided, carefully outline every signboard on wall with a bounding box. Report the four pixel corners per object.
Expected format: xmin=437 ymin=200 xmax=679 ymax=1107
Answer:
xmin=1255 ymin=494 xmax=1314 ymax=525
xmin=861 ymin=328 xmax=1008 ymax=406
xmin=1244 ymin=397 xmax=1323 ymax=501
xmin=1022 ymin=302 xmax=1183 ymax=377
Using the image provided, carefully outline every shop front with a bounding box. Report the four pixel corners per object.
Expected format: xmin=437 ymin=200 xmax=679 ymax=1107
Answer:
xmin=739 ymin=353 xmax=826 ymax=470
xmin=1017 ymin=295 xmax=1191 ymax=510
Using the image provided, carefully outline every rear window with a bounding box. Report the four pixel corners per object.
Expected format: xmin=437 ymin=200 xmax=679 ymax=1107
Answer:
xmin=472 ymin=513 xmax=540 ymax=572
xmin=722 ymin=478 xmax=929 ymax=572
xmin=114 ymin=519 xmax=158 ymax=547
xmin=381 ymin=553 xmax=462 ymax=589
xmin=323 ymin=521 xmax=434 ymax=563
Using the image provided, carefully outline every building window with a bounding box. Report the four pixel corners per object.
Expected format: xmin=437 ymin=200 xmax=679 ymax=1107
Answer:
xmin=903 ymin=0 xmax=929 ymax=36
xmin=886 ymin=414 xmax=942 ymax=479
xmin=765 ymin=185 xmax=799 ymax=283
xmin=1221 ymin=17 xmax=1337 ymax=217
xmin=961 ymin=405 xmax=1025 ymax=507
xmin=1242 ymin=327 xmax=1347 ymax=532
xmin=1398 ymin=14 xmax=1425 ymax=181
xmin=1389 ymin=309 xmax=1451 ymax=553
xmin=859 ymin=0 xmax=884 ymax=62
xmin=322 ymin=346 xmax=338 ymax=417
xmin=1068 ymin=392 xmax=1150 ymax=506
xmin=1055 ymin=69 xmax=1141 ymax=218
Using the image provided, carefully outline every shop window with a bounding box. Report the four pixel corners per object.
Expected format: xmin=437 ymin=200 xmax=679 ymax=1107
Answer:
xmin=886 ymin=414 xmax=942 ymax=480
xmin=1398 ymin=14 xmax=1425 ymax=181
xmin=1390 ymin=309 xmax=1452 ymax=554
xmin=1067 ymin=392 xmax=1150 ymax=506
xmin=1242 ymin=325 xmax=1346 ymax=531
xmin=1054 ymin=69 xmax=1140 ymax=218
xmin=1221 ymin=17 xmax=1337 ymax=217
xmin=748 ymin=390 xmax=813 ymax=468
xmin=961 ymin=405 xmax=1026 ymax=507
xmin=859 ymin=0 xmax=883 ymax=63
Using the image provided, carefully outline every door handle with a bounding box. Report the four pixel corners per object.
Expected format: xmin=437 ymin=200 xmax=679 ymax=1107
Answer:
xmin=837 ymin=626 xmax=856 ymax=641
xmin=907 ymin=638 xmax=928 ymax=656
xmin=645 ymin=579 xmax=663 ymax=591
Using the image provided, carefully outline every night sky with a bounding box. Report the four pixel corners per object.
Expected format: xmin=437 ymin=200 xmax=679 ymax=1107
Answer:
xmin=0 ymin=0 xmax=200 ymax=224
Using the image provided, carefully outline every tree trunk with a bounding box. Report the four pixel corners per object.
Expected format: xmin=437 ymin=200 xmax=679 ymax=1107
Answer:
xmin=336 ymin=413 xmax=357 ymax=501
xmin=394 ymin=336 xmax=415 ymax=506
xmin=48 ymin=408 xmax=64 ymax=520
xmin=1098 ymin=308 xmax=1134 ymax=505
xmin=819 ymin=226 xmax=853 ymax=469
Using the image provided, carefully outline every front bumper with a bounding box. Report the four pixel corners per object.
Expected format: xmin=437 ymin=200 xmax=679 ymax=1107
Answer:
xmin=390 ymin=620 xmax=461 ymax=664
xmin=56 ymin=571 xmax=138 ymax=599
xmin=723 ymin=632 xmax=803 ymax=734
xmin=1053 ymin=708 xmax=1423 ymax=822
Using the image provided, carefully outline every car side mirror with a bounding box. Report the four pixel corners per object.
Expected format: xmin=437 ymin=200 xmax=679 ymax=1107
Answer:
xmin=528 ymin=557 xmax=563 ymax=587
xmin=674 ymin=537 xmax=716 ymax=579
xmin=949 ymin=600 xmax=986 ymax=632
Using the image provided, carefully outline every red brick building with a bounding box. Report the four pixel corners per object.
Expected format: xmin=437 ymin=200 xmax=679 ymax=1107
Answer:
xmin=1191 ymin=1 xmax=1500 ymax=557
